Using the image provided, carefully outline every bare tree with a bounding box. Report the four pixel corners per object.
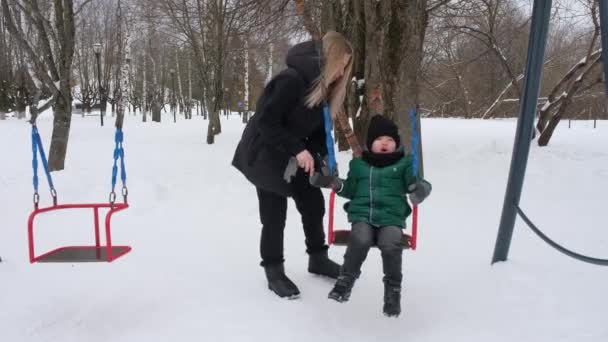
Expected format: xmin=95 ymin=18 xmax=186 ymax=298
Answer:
xmin=536 ymin=0 xmax=602 ymax=145
xmin=73 ymin=5 xmax=98 ymax=115
xmin=1 ymin=0 xmax=93 ymax=170
xmin=0 ymin=4 xmax=13 ymax=120
xmin=159 ymin=0 xmax=290 ymax=142
xmin=114 ymin=0 xmax=132 ymax=129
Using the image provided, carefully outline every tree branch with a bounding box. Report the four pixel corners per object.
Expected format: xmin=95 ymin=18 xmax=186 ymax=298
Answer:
xmin=74 ymin=0 xmax=93 ymax=17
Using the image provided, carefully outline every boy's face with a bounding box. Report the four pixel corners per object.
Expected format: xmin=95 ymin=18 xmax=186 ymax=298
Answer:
xmin=371 ymin=136 xmax=397 ymax=154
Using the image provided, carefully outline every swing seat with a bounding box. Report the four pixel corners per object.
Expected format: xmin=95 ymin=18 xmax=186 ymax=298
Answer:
xmin=28 ymin=203 xmax=131 ymax=263
xmin=328 ymin=191 xmax=414 ymax=249
xmin=331 ymin=229 xmax=411 ymax=248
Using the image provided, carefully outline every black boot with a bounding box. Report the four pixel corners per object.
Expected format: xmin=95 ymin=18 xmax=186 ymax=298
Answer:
xmin=383 ymin=283 xmax=401 ymax=317
xmin=264 ymin=264 xmax=300 ymax=299
xmin=328 ymin=274 xmax=356 ymax=302
xmin=308 ymin=249 xmax=340 ymax=279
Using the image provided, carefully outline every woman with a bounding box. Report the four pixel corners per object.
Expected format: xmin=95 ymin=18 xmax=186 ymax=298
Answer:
xmin=232 ymin=31 xmax=353 ymax=299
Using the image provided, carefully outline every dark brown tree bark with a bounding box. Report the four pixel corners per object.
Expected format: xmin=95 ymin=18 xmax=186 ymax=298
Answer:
xmin=537 ymin=55 xmax=602 ymax=146
xmin=2 ymin=0 xmax=79 ymax=171
xmin=363 ymin=0 xmax=427 ymax=163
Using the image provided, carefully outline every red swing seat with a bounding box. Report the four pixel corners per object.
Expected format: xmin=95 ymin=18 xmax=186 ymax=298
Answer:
xmin=28 ymin=202 xmax=131 ymax=263
xmin=327 ymin=191 xmax=415 ymax=249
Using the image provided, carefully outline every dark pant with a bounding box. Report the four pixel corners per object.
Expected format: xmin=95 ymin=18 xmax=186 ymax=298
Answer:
xmin=341 ymin=222 xmax=403 ymax=286
xmin=256 ymin=172 xmax=327 ymax=266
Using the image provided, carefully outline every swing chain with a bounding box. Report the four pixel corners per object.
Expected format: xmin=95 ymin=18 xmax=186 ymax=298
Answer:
xmin=109 ymin=191 xmax=117 ymax=205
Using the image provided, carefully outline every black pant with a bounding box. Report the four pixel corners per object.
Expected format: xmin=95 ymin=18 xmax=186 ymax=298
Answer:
xmin=342 ymin=222 xmax=403 ymax=286
xmin=256 ymin=172 xmax=327 ymax=266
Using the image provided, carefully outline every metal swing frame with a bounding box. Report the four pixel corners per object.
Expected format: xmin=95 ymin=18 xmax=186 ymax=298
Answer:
xmin=492 ymin=0 xmax=608 ymax=266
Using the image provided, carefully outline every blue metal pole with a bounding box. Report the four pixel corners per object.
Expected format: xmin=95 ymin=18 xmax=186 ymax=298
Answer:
xmin=492 ymin=0 xmax=553 ymax=264
xmin=599 ymin=0 xmax=608 ymax=95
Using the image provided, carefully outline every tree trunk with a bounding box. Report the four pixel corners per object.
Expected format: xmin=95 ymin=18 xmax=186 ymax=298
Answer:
xmin=15 ymin=75 xmax=27 ymax=119
xmin=538 ymin=62 xmax=602 ymax=146
xmin=0 ymin=9 xmax=8 ymax=120
xmin=446 ymin=43 xmax=472 ymax=118
xmin=48 ymin=90 xmax=72 ymax=171
xmin=347 ymin=0 xmax=367 ymax=144
xmin=206 ymin=117 xmax=215 ymax=143
xmin=364 ymin=0 xmax=427 ymax=155
xmin=206 ymin=0 xmax=224 ymax=144
xmin=266 ymin=42 xmax=273 ymax=84
xmin=176 ymin=49 xmax=184 ymax=115
xmin=0 ymin=69 xmax=8 ymax=119
xmin=150 ymin=55 xmax=161 ymax=123
xmin=152 ymin=100 xmax=161 ymax=122
xmin=243 ymin=38 xmax=250 ymax=124
xmin=537 ymin=49 xmax=602 ymax=133
xmin=143 ymin=55 xmax=147 ymax=122
xmin=188 ymin=58 xmax=192 ymax=119
xmin=335 ymin=120 xmax=350 ymax=152
xmin=84 ymin=92 xmax=93 ymax=114
xmin=202 ymin=94 xmax=208 ymax=119
xmin=296 ymin=0 xmax=321 ymax=40
xmin=46 ymin=0 xmax=77 ymax=171
xmin=115 ymin=26 xmax=129 ymax=127
xmin=0 ymin=78 xmax=7 ymax=119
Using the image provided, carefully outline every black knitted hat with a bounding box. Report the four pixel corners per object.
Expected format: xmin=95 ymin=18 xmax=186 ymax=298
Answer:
xmin=366 ymin=115 xmax=400 ymax=150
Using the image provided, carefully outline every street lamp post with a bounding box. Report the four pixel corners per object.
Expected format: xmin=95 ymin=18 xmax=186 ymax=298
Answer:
xmin=93 ymin=43 xmax=104 ymax=126
xmin=170 ymin=68 xmax=176 ymax=123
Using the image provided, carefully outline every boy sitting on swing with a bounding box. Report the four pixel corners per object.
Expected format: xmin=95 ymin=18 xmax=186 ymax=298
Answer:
xmin=310 ymin=114 xmax=431 ymax=317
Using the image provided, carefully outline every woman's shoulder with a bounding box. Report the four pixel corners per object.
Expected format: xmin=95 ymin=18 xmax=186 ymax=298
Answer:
xmin=269 ymin=68 xmax=306 ymax=90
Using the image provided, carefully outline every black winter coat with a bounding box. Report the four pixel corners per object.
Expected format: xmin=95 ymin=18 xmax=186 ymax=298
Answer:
xmin=232 ymin=41 xmax=328 ymax=197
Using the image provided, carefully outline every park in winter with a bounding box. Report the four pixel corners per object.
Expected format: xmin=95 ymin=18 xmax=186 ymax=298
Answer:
xmin=1 ymin=0 xmax=607 ymax=341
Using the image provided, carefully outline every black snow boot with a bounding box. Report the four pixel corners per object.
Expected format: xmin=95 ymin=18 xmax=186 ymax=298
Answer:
xmin=328 ymin=274 xmax=356 ymax=303
xmin=308 ymin=249 xmax=340 ymax=279
xmin=383 ymin=283 xmax=401 ymax=317
xmin=264 ymin=264 xmax=300 ymax=299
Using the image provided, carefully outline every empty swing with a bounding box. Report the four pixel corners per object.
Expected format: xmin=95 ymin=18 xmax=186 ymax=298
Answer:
xmin=27 ymin=123 xmax=131 ymax=263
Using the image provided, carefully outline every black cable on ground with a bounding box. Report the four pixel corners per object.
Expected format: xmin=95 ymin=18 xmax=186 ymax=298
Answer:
xmin=516 ymin=206 xmax=608 ymax=266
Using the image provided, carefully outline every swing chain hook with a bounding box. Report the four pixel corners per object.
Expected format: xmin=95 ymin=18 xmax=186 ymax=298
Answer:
xmin=33 ymin=192 xmax=40 ymax=209
xmin=121 ymin=186 xmax=128 ymax=203
xmin=50 ymin=188 xmax=58 ymax=206
xmin=109 ymin=191 xmax=117 ymax=206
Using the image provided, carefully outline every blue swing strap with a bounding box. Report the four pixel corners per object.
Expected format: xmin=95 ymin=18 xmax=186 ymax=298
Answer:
xmin=323 ymin=103 xmax=337 ymax=173
xmin=410 ymin=108 xmax=420 ymax=179
xmin=110 ymin=128 xmax=128 ymax=205
xmin=31 ymin=125 xmax=57 ymax=208
xmin=30 ymin=125 xmax=128 ymax=207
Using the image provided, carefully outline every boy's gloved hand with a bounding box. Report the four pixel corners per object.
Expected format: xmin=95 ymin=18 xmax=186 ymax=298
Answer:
xmin=408 ymin=179 xmax=432 ymax=205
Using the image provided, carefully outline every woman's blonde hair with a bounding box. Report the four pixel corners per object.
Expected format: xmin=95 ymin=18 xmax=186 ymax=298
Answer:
xmin=305 ymin=31 xmax=353 ymax=120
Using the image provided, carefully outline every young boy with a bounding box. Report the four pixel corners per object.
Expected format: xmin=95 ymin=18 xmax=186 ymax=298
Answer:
xmin=310 ymin=115 xmax=431 ymax=317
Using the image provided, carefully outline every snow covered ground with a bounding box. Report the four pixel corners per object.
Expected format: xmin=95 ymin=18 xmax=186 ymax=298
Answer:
xmin=1 ymin=112 xmax=607 ymax=342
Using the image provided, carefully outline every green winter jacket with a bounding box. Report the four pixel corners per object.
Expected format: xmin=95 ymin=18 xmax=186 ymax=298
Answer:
xmin=337 ymin=156 xmax=417 ymax=228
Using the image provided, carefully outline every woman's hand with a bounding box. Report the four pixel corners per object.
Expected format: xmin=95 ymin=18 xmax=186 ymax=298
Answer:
xmin=296 ymin=150 xmax=315 ymax=176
